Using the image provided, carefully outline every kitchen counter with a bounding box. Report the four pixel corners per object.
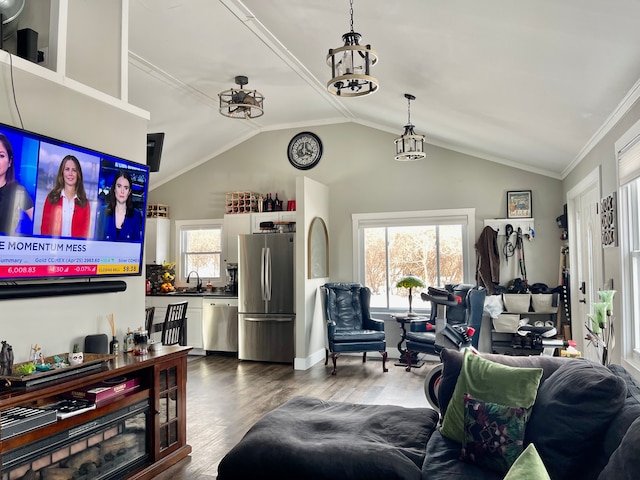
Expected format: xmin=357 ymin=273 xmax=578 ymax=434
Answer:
xmin=147 ymin=291 xmax=238 ymax=299
xmin=145 ymin=294 xmax=239 ymax=355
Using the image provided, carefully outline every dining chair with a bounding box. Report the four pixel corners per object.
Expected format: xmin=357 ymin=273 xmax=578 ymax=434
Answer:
xmin=161 ymin=301 xmax=188 ymax=346
xmin=145 ymin=306 xmax=156 ymax=334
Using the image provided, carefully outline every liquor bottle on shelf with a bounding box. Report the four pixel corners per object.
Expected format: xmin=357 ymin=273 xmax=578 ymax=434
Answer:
xmin=266 ymin=193 xmax=274 ymax=212
xmin=274 ymin=193 xmax=282 ymax=211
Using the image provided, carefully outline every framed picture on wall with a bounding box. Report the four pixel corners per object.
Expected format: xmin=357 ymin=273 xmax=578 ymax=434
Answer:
xmin=507 ymin=190 xmax=532 ymax=218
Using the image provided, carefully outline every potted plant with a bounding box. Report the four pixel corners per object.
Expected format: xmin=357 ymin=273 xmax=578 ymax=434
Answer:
xmin=69 ymin=343 xmax=84 ymax=366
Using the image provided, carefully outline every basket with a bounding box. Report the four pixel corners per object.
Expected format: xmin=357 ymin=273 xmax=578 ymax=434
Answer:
xmin=493 ymin=314 xmax=520 ymax=333
xmin=531 ymin=293 xmax=558 ymax=313
xmin=502 ymin=293 xmax=531 ymax=313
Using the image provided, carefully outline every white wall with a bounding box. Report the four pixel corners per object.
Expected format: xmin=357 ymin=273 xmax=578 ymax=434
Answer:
xmin=149 ymin=123 xmax=565 ymax=290
xmin=563 ymin=99 xmax=640 ymax=368
xmin=0 ymin=3 xmax=149 ymax=363
xmin=295 ymin=176 xmax=329 ymax=368
xmin=149 ymin=123 xmax=564 ymax=361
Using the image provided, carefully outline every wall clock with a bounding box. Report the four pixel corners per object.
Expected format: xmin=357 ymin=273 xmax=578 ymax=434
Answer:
xmin=287 ymin=132 xmax=323 ymax=170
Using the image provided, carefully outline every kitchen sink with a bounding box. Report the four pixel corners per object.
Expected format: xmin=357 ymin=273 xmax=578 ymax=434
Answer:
xmin=170 ymin=291 xmax=235 ymax=297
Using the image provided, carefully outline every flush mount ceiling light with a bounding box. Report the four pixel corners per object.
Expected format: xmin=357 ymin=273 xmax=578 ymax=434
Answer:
xmin=218 ymin=75 xmax=264 ymax=119
xmin=326 ymin=0 xmax=378 ymax=97
xmin=394 ymin=94 xmax=426 ymax=161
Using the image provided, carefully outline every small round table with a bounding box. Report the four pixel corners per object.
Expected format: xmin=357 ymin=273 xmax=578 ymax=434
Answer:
xmin=392 ymin=314 xmax=427 ymax=368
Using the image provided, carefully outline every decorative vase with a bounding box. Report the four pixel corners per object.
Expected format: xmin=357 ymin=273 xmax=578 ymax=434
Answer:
xmin=110 ymin=336 xmax=120 ymax=355
xmin=69 ymin=351 xmax=84 ymax=365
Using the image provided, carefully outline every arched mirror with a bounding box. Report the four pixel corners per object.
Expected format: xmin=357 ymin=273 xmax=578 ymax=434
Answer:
xmin=308 ymin=217 xmax=328 ymax=279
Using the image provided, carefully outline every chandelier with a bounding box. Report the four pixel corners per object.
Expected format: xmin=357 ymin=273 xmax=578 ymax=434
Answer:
xmin=326 ymin=0 xmax=378 ymax=97
xmin=218 ymin=75 xmax=264 ymax=119
xmin=394 ymin=94 xmax=426 ymax=161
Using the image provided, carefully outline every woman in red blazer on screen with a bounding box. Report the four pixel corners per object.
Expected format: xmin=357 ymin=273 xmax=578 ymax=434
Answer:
xmin=40 ymin=155 xmax=90 ymax=238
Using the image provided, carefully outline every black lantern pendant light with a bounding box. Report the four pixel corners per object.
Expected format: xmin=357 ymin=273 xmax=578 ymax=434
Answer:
xmin=394 ymin=94 xmax=426 ymax=161
xmin=326 ymin=0 xmax=378 ymax=97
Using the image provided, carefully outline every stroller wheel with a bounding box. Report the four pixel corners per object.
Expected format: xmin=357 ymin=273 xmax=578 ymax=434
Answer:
xmin=424 ymin=363 xmax=444 ymax=412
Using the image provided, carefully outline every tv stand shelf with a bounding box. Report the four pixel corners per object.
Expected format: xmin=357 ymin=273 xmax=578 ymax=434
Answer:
xmin=0 ymin=346 xmax=192 ymax=480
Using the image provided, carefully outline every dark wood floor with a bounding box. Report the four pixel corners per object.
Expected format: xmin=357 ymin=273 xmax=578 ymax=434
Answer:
xmin=151 ymin=353 xmax=440 ymax=480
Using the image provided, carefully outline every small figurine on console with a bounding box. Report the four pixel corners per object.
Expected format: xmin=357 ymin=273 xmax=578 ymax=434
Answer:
xmin=0 ymin=340 xmax=14 ymax=376
xmin=30 ymin=344 xmax=44 ymax=365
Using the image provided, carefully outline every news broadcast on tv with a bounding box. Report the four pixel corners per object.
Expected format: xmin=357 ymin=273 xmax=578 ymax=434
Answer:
xmin=0 ymin=122 xmax=149 ymax=281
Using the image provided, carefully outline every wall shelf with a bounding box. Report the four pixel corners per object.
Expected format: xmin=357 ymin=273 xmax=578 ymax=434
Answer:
xmin=483 ymin=218 xmax=535 ymax=237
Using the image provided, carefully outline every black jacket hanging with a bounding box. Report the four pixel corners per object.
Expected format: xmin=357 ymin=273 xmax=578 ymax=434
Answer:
xmin=475 ymin=226 xmax=500 ymax=295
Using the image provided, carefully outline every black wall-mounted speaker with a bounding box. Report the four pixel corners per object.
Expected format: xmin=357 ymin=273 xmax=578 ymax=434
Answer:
xmin=147 ymin=133 xmax=165 ymax=172
xmin=17 ymin=28 xmax=38 ymax=63
xmin=0 ymin=280 xmax=127 ymax=300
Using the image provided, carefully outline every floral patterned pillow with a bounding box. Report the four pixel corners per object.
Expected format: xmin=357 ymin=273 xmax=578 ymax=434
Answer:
xmin=460 ymin=393 xmax=528 ymax=474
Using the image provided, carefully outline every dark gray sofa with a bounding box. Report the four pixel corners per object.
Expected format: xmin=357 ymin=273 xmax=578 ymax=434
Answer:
xmin=422 ymin=350 xmax=640 ymax=480
xmin=217 ymin=352 xmax=640 ymax=480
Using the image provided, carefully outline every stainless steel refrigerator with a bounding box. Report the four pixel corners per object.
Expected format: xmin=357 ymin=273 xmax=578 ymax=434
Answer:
xmin=238 ymin=233 xmax=295 ymax=363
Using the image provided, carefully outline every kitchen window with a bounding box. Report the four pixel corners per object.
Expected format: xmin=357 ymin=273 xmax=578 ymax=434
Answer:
xmin=352 ymin=209 xmax=475 ymax=312
xmin=175 ymin=220 xmax=223 ymax=283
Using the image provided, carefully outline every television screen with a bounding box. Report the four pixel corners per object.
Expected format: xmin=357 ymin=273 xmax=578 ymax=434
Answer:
xmin=0 ymin=122 xmax=149 ymax=281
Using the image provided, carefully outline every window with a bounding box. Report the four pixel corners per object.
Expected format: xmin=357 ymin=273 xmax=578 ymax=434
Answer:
xmin=352 ymin=209 xmax=475 ymax=312
xmin=175 ymin=220 xmax=223 ymax=283
xmin=617 ymin=119 xmax=640 ymax=370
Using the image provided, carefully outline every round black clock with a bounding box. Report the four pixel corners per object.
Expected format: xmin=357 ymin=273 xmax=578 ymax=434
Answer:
xmin=287 ymin=132 xmax=323 ymax=170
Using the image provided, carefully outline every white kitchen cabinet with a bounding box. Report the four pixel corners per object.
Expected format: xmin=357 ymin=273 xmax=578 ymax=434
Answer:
xmin=223 ymin=214 xmax=251 ymax=265
xmin=145 ymin=217 xmax=170 ymax=265
xmin=145 ymin=295 xmax=204 ymax=355
xmin=251 ymin=211 xmax=297 ymax=233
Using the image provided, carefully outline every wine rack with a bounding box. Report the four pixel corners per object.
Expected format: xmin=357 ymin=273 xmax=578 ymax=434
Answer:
xmin=226 ymin=191 xmax=259 ymax=214
xmin=147 ymin=204 xmax=169 ymax=218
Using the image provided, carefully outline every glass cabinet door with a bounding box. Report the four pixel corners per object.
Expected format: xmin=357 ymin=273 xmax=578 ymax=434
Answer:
xmin=154 ymin=357 xmax=186 ymax=458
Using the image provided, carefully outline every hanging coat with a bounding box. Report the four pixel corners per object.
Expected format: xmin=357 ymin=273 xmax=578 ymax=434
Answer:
xmin=475 ymin=226 xmax=500 ymax=295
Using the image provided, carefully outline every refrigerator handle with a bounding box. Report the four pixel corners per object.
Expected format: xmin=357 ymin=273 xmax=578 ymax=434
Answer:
xmin=265 ymin=247 xmax=272 ymax=301
xmin=261 ymin=247 xmax=267 ymax=301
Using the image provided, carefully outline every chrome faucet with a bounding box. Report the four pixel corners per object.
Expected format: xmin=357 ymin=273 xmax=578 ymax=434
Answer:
xmin=186 ymin=270 xmax=202 ymax=293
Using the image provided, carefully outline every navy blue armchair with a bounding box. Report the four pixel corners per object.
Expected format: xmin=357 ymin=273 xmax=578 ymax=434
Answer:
xmin=404 ymin=283 xmax=486 ymax=371
xmin=322 ymin=283 xmax=388 ymax=375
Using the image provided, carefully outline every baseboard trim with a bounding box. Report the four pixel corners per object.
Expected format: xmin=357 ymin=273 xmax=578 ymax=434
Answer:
xmin=294 ymin=348 xmax=326 ymax=371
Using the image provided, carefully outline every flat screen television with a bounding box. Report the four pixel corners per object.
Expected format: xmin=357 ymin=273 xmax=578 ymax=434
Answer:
xmin=0 ymin=122 xmax=150 ymax=282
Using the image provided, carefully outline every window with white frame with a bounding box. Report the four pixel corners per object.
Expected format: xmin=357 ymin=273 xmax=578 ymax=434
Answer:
xmin=175 ymin=220 xmax=223 ymax=283
xmin=617 ymin=121 xmax=640 ymax=367
xmin=352 ymin=209 xmax=475 ymax=312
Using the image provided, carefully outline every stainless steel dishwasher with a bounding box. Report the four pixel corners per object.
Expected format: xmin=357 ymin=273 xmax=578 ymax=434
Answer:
xmin=202 ymin=298 xmax=238 ymax=352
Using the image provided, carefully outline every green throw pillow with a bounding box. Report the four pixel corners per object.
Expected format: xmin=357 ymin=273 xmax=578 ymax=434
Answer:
xmin=440 ymin=349 xmax=543 ymax=444
xmin=503 ymin=443 xmax=551 ymax=480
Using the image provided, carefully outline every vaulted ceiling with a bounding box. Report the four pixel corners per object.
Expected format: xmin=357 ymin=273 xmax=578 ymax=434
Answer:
xmin=128 ymin=0 xmax=640 ymax=189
